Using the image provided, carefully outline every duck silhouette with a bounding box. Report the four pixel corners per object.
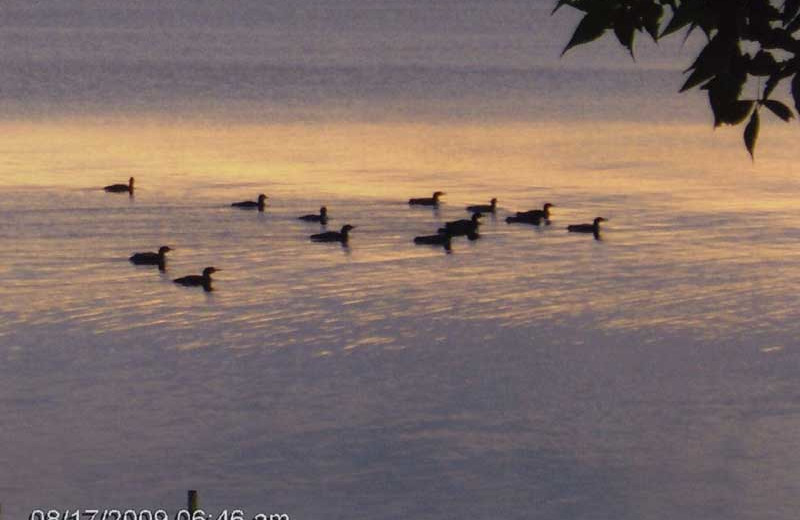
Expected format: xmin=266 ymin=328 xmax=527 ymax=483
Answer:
xmin=299 ymin=206 xmax=328 ymax=224
xmin=231 ymin=194 xmax=267 ymax=212
xmin=466 ymin=198 xmax=497 ymax=214
xmin=568 ymin=217 xmax=606 ymax=240
xmin=310 ymin=225 xmax=354 ymax=244
xmin=174 ymin=267 xmax=218 ymax=292
xmin=104 ymin=177 xmax=134 ymax=195
xmin=130 ymin=246 xmax=172 ymax=271
xmin=439 ymin=213 xmax=482 ymax=236
xmin=409 ymin=191 xmax=445 ymax=207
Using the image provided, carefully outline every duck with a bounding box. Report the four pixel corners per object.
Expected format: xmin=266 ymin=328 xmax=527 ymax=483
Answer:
xmin=231 ymin=194 xmax=267 ymax=211
xmin=298 ymin=206 xmax=328 ymax=224
xmin=505 ymin=213 xmax=542 ymax=225
xmin=409 ymin=191 xmax=445 ymax=206
xmin=310 ymin=224 xmax=354 ymax=244
xmin=173 ymin=267 xmax=218 ymax=292
xmin=104 ymin=177 xmax=134 ymax=194
xmin=414 ymin=230 xmax=452 ymax=251
xmin=466 ymin=198 xmax=497 ymax=214
xmin=567 ymin=217 xmax=606 ymax=234
xmin=129 ymin=246 xmax=172 ymax=270
xmin=515 ymin=202 xmax=555 ymax=221
xmin=440 ymin=213 xmax=482 ymax=236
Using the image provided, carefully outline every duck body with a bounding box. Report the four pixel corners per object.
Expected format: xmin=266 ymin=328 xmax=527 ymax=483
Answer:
xmin=440 ymin=213 xmax=482 ymax=236
xmin=174 ymin=267 xmax=218 ymax=291
xmin=310 ymin=225 xmax=354 ymax=243
xmin=414 ymin=230 xmax=451 ymax=245
xmin=409 ymin=191 xmax=445 ymax=206
xmin=505 ymin=213 xmax=542 ymax=225
xmin=130 ymin=246 xmax=171 ymax=270
xmin=104 ymin=177 xmax=134 ymax=194
xmin=231 ymin=194 xmax=267 ymax=211
xmin=299 ymin=206 xmax=328 ymax=224
xmin=414 ymin=231 xmax=452 ymax=251
xmin=567 ymin=217 xmax=606 ymax=233
xmin=466 ymin=198 xmax=497 ymax=214
xmin=512 ymin=203 xmax=554 ymax=222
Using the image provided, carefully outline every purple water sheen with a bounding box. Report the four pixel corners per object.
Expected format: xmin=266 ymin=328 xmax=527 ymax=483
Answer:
xmin=2 ymin=2 xmax=799 ymax=519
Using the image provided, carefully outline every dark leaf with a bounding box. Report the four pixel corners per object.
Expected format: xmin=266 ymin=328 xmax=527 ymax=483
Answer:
xmin=787 ymin=13 xmax=800 ymax=33
xmin=748 ymin=0 xmax=782 ymax=31
xmin=680 ymin=34 xmax=736 ymax=92
xmin=713 ymin=100 xmax=754 ymax=127
xmin=763 ymin=99 xmax=794 ymax=121
xmin=643 ymin=3 xmax=664 ymax=41
xmin=744 ymin=110 xmax=760 ymax=159
xmin=784 ymin=0 xmax=800 ymax=24
xmin=662 ymin=0 xmax=700 ymax=37
xmin=679 ymin=70 xmax=714 ymax=92
xmin=762 ymin=74 xmax=780 ymax=99
xmin=562 ymin=9 xmax=613 ymax=56
xmin=682 ymin=67 xmax=715 ymax=92
xmin=792 ymin=73 xmax=800 ymax=116
xmin=553 ymin=0 xmax=592 ymax=15
xmin=748 ymin=50 xmax=778 ymax=76
xmin=614 ymin=11 xmax=636 ymax=57
xmin=703 ymin=72 xmax=746 ymax=122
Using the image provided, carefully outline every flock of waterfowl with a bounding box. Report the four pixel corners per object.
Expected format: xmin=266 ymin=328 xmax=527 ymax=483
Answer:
xmin=108 ymin=179 xmax=607 ymax=292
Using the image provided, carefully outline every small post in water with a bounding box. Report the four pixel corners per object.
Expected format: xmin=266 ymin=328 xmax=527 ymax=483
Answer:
xmin=187 ymin=490 xmax=198 ymax=513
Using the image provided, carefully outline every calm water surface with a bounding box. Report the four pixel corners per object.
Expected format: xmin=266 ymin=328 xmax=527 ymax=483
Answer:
xmin=2 ymin=2 xmax=800 ymax=519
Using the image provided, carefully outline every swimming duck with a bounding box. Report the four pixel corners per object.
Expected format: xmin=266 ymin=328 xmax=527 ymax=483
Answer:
xmin=104 ymin=177 xmax=134 ymax=194
xmin=310 ymin=224 xmax=354 ymax=244
xmin=130 ymin=246 xmax=172 ymax=270
xmin=174 ymin=267 xmax=218 ymax=292
xmin=440 ymin=213 xmax=482 ymax=236
xmin=298 ymin=206 xmax=328 ymax=224
xmin=414 ymin=230 xmax=453 ymax=251
xmin=505 ymin=213 xmax=542 ymax=225
xmin=231 ymin=194 xmax=267 ymax=211
xmin=516 ymin=203 xmax=555 ymax=221
xmin=567 ymin=217 xmax=606 ymax=234
xmin=466 ymin=198 xmax=497 ymax=214
xmin=409 ymin=191 xmax=445 ymax=206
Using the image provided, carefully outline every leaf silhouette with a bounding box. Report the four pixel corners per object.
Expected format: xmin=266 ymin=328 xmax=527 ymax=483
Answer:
xmin=614 ymin=11 xmax=636 ymax=58
xmin=680 ymin=34 xmax=735 ymax=92
xmin=748 ymin=50 xmax=778 ymax=76
xmin=762 ymin=99 xmax=794 ymax=121
xmin=744 ymin=110 xmax=760 ymax=159
xmin=661 ymin=0 xmax=696 ymax=37
xmin=713 ymin=100 xmax=754 ymax=126
xmin=784 ymin=0 xmax=800 ymax=24
xmin=792 ymin=74 xmax=800 ymax=117
xmin=642 ymin=3 xmax=664 ymax=41
xmin=562 ymin=10 xmax=612 ymax=56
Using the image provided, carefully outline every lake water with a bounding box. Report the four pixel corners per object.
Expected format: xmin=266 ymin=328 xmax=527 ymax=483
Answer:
xmin=2 ymin=2 xmax=800 ymax=519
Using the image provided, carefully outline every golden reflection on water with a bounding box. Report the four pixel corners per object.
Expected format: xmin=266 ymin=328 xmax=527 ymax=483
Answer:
xmin=2 ymin=115 xmax=799 ymax=347
xmin=1 ymin=116 xmax=779 ymax=199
